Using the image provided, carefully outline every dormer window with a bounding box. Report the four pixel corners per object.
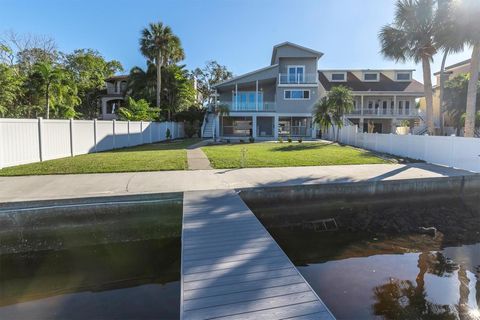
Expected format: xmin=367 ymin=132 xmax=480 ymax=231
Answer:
xmin=396 ymin=72 xmax=411 ymax=81
xmin=331 ymin=72 xmax=346 ymax=82
xmin=363 ymin=72 xmax=379 ymax=82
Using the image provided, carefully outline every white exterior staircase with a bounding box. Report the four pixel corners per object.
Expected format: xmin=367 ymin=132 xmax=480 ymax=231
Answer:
xmin=201 ymin=113 xmax=216 ymax=138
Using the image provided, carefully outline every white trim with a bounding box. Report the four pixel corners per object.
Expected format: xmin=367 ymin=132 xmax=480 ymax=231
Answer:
xmin=363 ymin=72 xmax=380 ymax=82
xmin=395 ymin=71 xmax=412 ymax=81
xmin=330 ymin=72 xmax=347 ymax=82
xmin=277 ymin=83 xmax=318 ymax=88
xmin=213 ymin=64 xmax=279 ymax=88
xmin=284 ymin=89 xmax=311 ymax=100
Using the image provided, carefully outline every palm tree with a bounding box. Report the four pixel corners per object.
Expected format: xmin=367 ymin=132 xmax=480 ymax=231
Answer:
xmin=379 ymin=0 xmax=438 ymax=135
xmin=313 ymin=86 xmax=354 ymax=141
xmin=313 ymin=97 xmax=334 ymax=138
xmin=34 ymin=62 xmax=62 ymax=119
xmin=452 ymin=0 xmax=480 ymax=137
xmin=329 ymin=86 xmax=354 ymax=140
xmin=139 ymin=22 xmax=184 ymax=120
xmin=435 ymin=0 xmax=466 ymax=135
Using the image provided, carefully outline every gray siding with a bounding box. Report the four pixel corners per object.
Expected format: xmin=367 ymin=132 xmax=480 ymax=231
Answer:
xmin=278 ymin=57 xmax=317 ymax=75
xmin=275 ymin=86 xmax=319 ymax=114
xmin=272 ymin=45 xmax=320 ymax=64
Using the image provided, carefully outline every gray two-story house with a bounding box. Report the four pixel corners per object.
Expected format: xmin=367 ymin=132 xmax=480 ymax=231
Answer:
xmin=206 ymin=42 xmax=425 ymax=139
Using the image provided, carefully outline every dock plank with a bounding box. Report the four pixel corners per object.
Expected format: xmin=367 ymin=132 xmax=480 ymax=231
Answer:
xmin=181 ymin=190 xmax=335 ymax=320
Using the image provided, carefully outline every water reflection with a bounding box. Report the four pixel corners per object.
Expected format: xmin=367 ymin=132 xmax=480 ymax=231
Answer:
xmin=269 ymin=228 xmax=480 ymax=320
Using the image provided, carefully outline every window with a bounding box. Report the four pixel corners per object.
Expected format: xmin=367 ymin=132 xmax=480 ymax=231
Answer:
xmin=396 ymin=72 xmax=411 ymax=81
xmin=287 ymin=65 xmax=305 ymax=83
xmin=364 ymin=72 xmax=379 ymax=81
xmin=331 ymin=73 xmax=346 ymax=82
xmin=284 ymin=90 xmax=310 ymax=100
xmin=233 ymin=91 xmax=263 ymax=110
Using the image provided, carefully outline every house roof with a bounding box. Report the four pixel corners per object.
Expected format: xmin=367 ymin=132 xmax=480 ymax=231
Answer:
xmin=213 ymin=64 xmax=279 ymax=88
xmin=318 ymin=71 xmax=425 ymax=94
xmin=433 ymin=59 xmax=471 ymax=76
xmin=270 ymin=42 xmax=323 ymax=65
xmin=105 ymin=75 xmax=129 ymax=82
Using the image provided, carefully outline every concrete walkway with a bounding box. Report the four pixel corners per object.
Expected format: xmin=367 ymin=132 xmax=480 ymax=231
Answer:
xmin=0 ymin=163 xmax=473 ymax=203
xmin=186 ymin=140 xmax=212 ymax=170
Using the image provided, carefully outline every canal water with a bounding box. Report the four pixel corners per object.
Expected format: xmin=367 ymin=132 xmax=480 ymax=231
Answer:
xmin=0 ymin=195 xmax=182 ymax=320
xmin=246 ymin=186 xmax=480 ymax=320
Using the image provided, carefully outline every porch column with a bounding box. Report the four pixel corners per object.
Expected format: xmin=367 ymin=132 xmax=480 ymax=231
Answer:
xmin=361 ymin=95 xmax=364 ymax=116
xmin=255 ymin=80 xmax=259 ymax=112
xmin=214 ymin=89 xmax=218 ymax=112
xmin=393 ymin=95 xmax=397 ymax=115
xmin=391 ymin=118 xmax=397 ymax=134
xmin=252 ymin=115 xmax=257 ymax=138
xmin=311 ymin=120 xmax=316 ymax=139
xmin=273 ymin=115 xmax=279 ymax=140
xmin=359 ymin=117 xmax=364 ymax=133
xmin=235 ymin=83 xmax=238 ymax=110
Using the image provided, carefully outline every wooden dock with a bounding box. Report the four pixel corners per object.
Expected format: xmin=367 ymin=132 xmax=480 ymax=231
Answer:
xmin=181 ymin=190 xmax=335 ymax=320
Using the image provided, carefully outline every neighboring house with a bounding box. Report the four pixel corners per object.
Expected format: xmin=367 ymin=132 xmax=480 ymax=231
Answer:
xmin=206 ymin=42 xmax=425 ymax=139
xmin=99 ymin=75 xmax=129 ymax=120
xmin=419 ymin=59 xmax=479 ymax=135
xmin=319 ymin=70 xmax=424 ymax=134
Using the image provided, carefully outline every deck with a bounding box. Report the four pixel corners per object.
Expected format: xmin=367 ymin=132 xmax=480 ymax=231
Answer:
xmin=181 ymin=189 xmax=335 ymax=320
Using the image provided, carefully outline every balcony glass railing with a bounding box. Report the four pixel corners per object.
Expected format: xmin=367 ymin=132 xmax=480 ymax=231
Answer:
xmin=222 ymin=101 xmax=276 ymax=112
xmin=279 ymin=73 xmax=317 ymax=84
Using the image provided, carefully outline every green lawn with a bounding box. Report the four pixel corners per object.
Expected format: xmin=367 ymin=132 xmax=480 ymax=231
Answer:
xmin=202 ymin=141 xmax=390 ymax=169
xmin=0 ymin=139 xmax=199 ymax=176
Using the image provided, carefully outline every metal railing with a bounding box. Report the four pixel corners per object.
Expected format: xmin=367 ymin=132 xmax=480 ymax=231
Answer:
xmin=278 ymin=73 xmax=317 ymax=84
xmin=346 ymin=108 xmax=420 ymax=117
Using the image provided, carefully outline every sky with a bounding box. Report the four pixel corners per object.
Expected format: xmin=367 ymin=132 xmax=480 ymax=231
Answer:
xmin=0 ymin=0 xmax=472 ymax=84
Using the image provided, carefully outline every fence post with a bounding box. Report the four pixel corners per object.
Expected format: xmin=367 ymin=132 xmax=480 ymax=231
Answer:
xmin=93 ymin=118 xmax=98 ymax=153
xmin=69 ymin=118 xmax=74 ymax=157
xmin=38 ymin=117 xmax=44 ymax=162
xmin=450 ymin=135 xmax=456 ymax=168
xmin=127 ymin=120 xmax=131 ymax=146
xmin=140 ymin=121 xmax=143 ymax=144
xmin=0 ymin=120 xmax=3 ymax=169
xmin=149 ymin=122 xmax=152 ymax=143
xmin=112 ymin=119 xmax=116 ymax=149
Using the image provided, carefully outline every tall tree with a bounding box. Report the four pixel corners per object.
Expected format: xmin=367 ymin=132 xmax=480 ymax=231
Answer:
xmin=435 ymin=0 xmax=465 ymax=135
xmin=191 ymin=61 xmax=233 ymax=106
xmin=444 ymin=73 xmax=480 ymax=134
xmin=0 ymin=63 xmax=23 ymax=116
xmin=33 ymin=62 xmax=62 ymax=119
xmin=139 ymin=22 xmax=185 ymax=119
xmin=63 ymin=49 xmax=123 ymax=119
xmin=451 ymin=0 xmax=480 ymax=137
xmin=379 ymin=0 xmax=438 ymax=134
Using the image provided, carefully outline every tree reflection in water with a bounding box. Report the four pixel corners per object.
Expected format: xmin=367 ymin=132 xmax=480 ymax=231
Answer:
xmin=373 ymin=251 xmax=480 ymax=320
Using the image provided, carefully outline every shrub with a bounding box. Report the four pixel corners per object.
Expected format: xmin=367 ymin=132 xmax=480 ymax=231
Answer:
xmin=226 ymin=139 xmax=231 ymax=144
xmin=166 ymin=128 xmax=172 ymax=140
xmin=184 ymin=122 xmax=198 ymax=138
xmin=239 ymin=139 xmax=245 ymax=143
xmin=298 ymin=138 xmax=303 ymax=143
xmin=287 ymin=137 xmax=292 ymax=143
xmin=249 ymin=137 xmax=255 ymax=143
xmin=278 ymin=137 xmax=284 ymax=143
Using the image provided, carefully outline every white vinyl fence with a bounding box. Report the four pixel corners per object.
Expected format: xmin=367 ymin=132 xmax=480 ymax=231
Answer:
xmin=0 ymin=118 xmax=184 ymax=169
xmin=324 ymin=125 xmax=480 ymax=173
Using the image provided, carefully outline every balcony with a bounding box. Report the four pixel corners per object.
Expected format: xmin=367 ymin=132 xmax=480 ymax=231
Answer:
xmin=222 ymin=101 xmax=276 ymax=112
xmin=278 ymin=73 xmax=317 ymax=85
xmin=346 ymin=108 xmax=419 ymax=117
